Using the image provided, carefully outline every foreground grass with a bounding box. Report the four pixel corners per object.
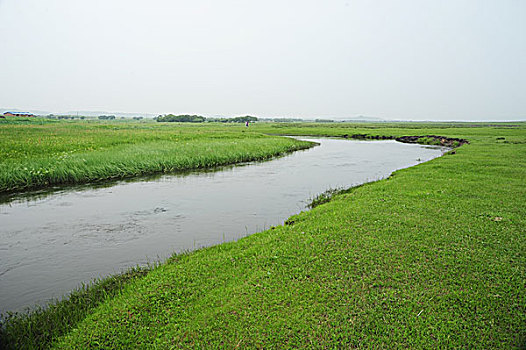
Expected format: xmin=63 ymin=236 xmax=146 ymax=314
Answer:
xmin=0 ymin=267 xmax=150 ymax=349
xmin=0 ymin=119 xmax=312 ymax=193
xmin=2 ymin=122 xmax=525 ymax=349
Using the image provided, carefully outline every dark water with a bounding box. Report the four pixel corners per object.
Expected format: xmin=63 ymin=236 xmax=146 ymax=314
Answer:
xmin=0 ymin=138 xmax=446 ymax=312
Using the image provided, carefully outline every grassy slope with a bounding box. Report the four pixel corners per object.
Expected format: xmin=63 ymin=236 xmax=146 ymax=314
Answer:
xmin=2 ymin=122 xmax=525 ymax=348
xmin=0 ymin=119 xmax=312 ymax=193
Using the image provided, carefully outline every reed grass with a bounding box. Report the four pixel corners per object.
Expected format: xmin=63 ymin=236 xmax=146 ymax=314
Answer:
xmin=0 ymin=119 xmax=312 ymax=193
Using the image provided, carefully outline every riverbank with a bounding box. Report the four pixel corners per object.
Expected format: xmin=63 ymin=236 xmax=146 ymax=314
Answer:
xmin=2 ymin=137 xmax=441 ymax=314
xmin=0 ymin=119 xmax=313 ymax=194
xmin=1 ymin=122 xmax=525 ymax=349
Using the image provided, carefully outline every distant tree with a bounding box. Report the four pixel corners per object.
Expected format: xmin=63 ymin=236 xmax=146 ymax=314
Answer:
xmin=229 ymin=116 xmax=258 ymax=123
xmin=98 ymin=115 xmax=116 ymax=120
xmin=155 ymin=114 xmax=206 ymax=123
xmin=214 ymin=116 xmax=258 ymax=123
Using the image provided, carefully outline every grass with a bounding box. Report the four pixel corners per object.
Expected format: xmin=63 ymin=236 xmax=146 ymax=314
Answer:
xmin=307 ymin=187 xmax=349 ymax=209
xmin=1 ymin=121 xmax=525 ymax=349
xmin=0 ymin=118 xmax=313 ymax=194
xmin=0 ymin=266 xmax=151 ymax=349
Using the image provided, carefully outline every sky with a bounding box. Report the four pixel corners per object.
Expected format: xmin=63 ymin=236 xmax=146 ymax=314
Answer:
xmin=0 ymin=0 xmax=525 ymax=121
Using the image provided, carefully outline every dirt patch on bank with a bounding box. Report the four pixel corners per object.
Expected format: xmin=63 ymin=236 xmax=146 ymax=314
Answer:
xmin=395 ymin=135 xmax=469 ymax=147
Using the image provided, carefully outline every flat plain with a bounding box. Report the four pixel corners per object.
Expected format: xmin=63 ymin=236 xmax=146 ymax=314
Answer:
xmin=1 ymin=120 xmax=525 ymax=349
xmin=0 ymin=118 xmax=312 ymax=194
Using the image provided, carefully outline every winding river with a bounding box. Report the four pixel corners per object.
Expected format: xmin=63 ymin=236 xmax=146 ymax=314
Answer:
xmin=0 ymin=138 xmax=446 ymax=313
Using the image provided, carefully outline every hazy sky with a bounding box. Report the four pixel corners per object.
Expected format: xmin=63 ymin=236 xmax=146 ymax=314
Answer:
xmin=0 ymin=0 xmax=524 ymax=120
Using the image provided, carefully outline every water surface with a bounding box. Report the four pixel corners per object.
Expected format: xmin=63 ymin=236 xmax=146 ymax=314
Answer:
xmin=0 ymin=138 xmax=446 ymax=312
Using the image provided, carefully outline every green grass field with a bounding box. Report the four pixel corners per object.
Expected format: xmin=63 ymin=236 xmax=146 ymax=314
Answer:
xmin=0 ymin=118 xmax=312 ymax=194
xmin=1 ymin=121 xmax=525 ymax=349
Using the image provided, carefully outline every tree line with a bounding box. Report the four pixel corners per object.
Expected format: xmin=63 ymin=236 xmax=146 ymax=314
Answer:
xmin=155 ymin=115 xmax=257 ymax=123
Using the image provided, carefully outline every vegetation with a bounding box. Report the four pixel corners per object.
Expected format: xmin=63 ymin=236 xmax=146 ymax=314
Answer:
xmin=0 ymin=118 xmax=312 ymax=194
xmin=0 ymin=267 xmax=151 ymax=349
xmin=155 ymin=115 xmax=258 ymax=123
xmin=155 ymin=114 xmax=206 ymax=123
xmin=206 ymin=116 xmax=258 ymax=123
xmin=306 ymin=186 xmax=348 ymax=209
xmin=220 ymin=116 xmax=258 ymax=123
xmin=97 ymin=115 xmax=116 ymax=120
xmin=1 ymin=121 xmax=524 ymax=349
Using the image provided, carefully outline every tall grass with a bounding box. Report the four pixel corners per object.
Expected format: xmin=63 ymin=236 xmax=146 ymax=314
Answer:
xmin=0 ymin=120 xmax=313 ymax=193
xmin=0 ymin=266 xmax=150 ymax=350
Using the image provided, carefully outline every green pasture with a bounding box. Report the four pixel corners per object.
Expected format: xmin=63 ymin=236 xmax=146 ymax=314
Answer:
xmin=1 ymin=120 xmax=525 ymax=349
xmin=0 ymin=119 xmax=312 ymax=194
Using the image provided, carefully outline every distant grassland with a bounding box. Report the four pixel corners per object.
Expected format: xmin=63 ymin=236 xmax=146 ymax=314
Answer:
xmin=251 ymin=120 xmax=526 ymax=141
xmin=1 ymin=120 xmax=525 ymax=349
xmin=0 ymin=118 xmax=312 ymax=193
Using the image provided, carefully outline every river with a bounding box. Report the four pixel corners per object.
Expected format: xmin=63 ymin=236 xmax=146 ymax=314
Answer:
xmin=0 ymin=138 xmax=446 ymax=313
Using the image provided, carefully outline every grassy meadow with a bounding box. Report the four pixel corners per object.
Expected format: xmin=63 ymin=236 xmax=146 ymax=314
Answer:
xmin=0 ymin=118 xmax=312 ymax=194
xmin=1 ymin=120 xmax=525 ymax=349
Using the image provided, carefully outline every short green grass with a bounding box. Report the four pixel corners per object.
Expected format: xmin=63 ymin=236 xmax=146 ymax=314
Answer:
xmin=1 ymin=121 xmax=525 ymax=349
xmin=0 ymin=118 xmax=312 ymax=194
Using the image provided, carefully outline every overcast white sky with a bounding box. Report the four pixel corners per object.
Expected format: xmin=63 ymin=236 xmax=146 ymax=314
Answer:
xmin=0 ymin=0 xmax=524 ymax=120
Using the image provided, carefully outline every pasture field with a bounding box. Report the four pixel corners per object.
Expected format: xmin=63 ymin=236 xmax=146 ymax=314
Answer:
xmin=1 ymin=121 xmax=525 ymax=349
xmin=0 ymin=118 xmax=312 ymax=194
